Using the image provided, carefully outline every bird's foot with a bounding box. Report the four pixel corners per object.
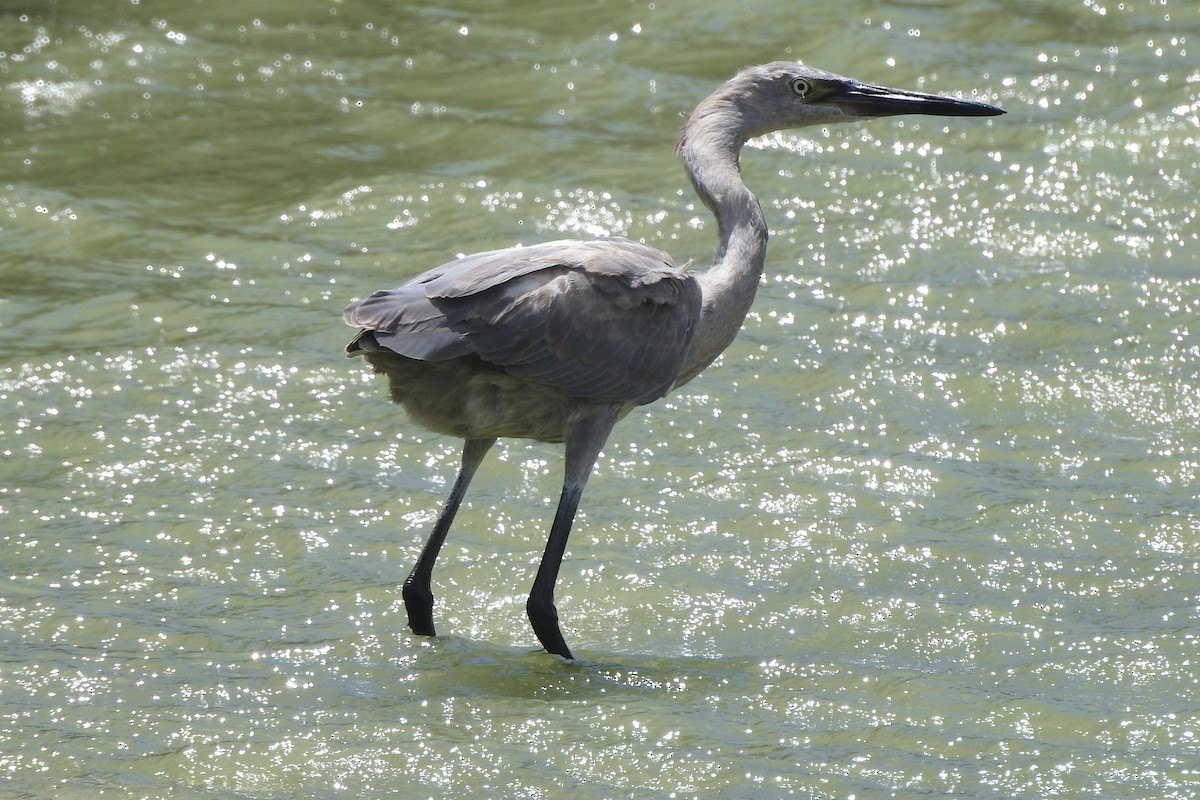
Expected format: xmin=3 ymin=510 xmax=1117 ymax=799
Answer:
xmin=527 ymin=598 xmax=574 ymax=660
xmin=402 ymin=581 xmax=437 ymax=637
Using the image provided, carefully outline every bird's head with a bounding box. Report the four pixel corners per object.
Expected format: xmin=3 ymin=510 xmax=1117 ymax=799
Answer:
xmin=690 ymin=62 xmax=1004 ymax=142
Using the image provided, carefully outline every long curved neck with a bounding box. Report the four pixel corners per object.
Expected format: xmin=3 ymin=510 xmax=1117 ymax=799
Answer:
xmin=673 ymin=95 xmax=769 ymax=387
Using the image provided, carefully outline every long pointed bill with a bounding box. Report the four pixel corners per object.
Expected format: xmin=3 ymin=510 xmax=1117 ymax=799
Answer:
xmin=834 ymin=81 xmax=1004 ymax=118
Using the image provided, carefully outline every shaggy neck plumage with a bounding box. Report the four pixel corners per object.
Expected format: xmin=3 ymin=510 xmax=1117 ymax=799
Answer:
xmin=673 ymin=88 xmax=770 ymax=387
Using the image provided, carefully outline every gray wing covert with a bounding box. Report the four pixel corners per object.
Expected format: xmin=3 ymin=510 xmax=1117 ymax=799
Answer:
xmin=342 ymin=245 xmax=525 ymax=361
xmin=344 ymin=239 xmax=702 ymax=405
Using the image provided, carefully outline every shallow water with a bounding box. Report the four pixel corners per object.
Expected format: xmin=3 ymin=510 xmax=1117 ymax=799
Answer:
xmin=2 ymin=0 xmax=1198 ymax=797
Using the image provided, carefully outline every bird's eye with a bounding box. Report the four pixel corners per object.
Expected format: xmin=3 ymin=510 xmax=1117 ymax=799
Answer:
xmin=789 ymin=77 xmax=812 ymax=98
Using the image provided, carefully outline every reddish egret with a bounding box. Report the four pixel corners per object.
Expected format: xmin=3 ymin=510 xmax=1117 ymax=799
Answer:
xmin=344 ymin=62 xmax=1003 ymax=659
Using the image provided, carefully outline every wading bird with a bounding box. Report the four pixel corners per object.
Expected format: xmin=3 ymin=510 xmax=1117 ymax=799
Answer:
xmin=344 ymin=62 xmax=1002 ymax=660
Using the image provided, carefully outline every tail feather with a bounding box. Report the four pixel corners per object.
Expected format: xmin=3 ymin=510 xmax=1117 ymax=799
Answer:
xmin=345 ymin=329 xmax=384 ymax=357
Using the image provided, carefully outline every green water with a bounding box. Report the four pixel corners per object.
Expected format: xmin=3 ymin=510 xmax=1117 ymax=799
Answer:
xmin=2 ymin=0 xmax=1198 ymax=797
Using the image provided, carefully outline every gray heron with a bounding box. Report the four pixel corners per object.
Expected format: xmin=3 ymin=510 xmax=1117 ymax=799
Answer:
xmin=344 ymin=62 xmax=1003 ymax=659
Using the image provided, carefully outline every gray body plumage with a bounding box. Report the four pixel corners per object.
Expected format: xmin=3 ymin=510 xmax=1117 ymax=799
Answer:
xmin=345 ymin=238 xmax=701 ymax=431
xmin=343 ymin=62 xmax=1003 ymax=659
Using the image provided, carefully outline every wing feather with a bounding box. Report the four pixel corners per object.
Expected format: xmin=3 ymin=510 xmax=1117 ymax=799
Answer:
xmin=344 ymin=238 xmax=702 ymax=404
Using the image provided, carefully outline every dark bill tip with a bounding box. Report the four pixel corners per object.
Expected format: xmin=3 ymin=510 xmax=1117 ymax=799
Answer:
xmin=835 ymin=82 xmax=1005 ymax=118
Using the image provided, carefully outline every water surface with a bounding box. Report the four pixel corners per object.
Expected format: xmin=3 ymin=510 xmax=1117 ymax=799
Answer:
xmin=2 ymin=0 xmax=1198 ymax=797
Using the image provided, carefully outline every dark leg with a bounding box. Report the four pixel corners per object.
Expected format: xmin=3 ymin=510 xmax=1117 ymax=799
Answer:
xmin=402 ymin=437 xmax=495 ymax=637
xmin=527 ymin=408 xmax=619 ymax=660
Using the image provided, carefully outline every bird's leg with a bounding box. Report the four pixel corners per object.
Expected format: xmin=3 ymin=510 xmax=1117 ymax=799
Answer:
xmin=527 ymin=407 xmax=620 ymax=660
xmin=402 ymin=437 xmax=495 ymax=637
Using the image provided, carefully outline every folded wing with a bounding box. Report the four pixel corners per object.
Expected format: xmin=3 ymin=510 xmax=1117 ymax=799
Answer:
xmin=344 ymin=238 xmax=701 ymax=405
